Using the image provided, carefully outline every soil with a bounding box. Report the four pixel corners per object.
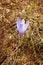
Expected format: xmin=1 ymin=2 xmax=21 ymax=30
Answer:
xmin=0 ymin=0 xmax=43 ymax=65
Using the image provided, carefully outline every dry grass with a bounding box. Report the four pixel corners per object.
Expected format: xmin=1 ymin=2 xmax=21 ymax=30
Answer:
xmin=0 ymin=0 xmax=43 ymax=65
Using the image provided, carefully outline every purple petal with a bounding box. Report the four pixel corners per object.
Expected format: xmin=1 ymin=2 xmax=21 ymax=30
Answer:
xmin=17 ymin=18 xmax=21 ymax=31
xmin=16 ymin=18 xmax=30 ymax=36
xmin=22 ymin=22 xmax=30 ymax=32
xmin=18 ymin=25 xmax=23 ymax=32
xmin=21 ymin=19 xmax=25 ymax=24
xmin=17 ymin=18 xmax=21 ymax=24
xmin=17 ymin=18 xmax=25 ymax=33
xmin=19 ymin=32 xmax=24 ymax=37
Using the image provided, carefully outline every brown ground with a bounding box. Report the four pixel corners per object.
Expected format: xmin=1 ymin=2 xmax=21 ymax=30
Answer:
xmin=0 ymin=0 xmax=43 ymax=65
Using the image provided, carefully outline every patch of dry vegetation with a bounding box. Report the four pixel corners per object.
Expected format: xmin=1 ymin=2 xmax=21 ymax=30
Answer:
xmin=0 ymin=0 xmax=43 ymax=65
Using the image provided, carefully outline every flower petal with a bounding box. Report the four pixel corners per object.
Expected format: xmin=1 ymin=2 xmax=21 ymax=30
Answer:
xmin=16 ymin=18 xmax=21 ymax=31
xmin=17 ymin=18 xmax=21 ymax=23
xmin=22 ymin=22 xmax=29 ymax=32
xmin=21 ymin=19 xmax=25 ymax=24
xmin=16 ymin=18 xmax=30 ymax=36
xmin=17 ymin=18 xmax=24 ymax=32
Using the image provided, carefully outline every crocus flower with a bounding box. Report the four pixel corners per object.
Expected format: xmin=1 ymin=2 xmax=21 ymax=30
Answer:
xmin=16 ymin=18 xmax=29 ymax=36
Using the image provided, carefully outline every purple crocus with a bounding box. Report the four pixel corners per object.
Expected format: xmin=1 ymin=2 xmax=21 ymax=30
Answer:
xmin=16 ymin=18 xmax=29 ymax=37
